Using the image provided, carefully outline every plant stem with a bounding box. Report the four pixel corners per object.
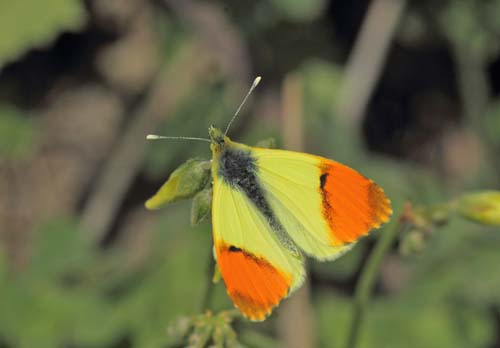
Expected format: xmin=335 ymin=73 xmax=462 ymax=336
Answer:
xmin=337 ymin=0 xmax=407 ymax=133
xmin=451 ymin=43 xmax=500 ymax=182
xmin=199 ymin=249 xmax=216 ymax=312
xmin=346 ymin=220 xmax=405 ymax=348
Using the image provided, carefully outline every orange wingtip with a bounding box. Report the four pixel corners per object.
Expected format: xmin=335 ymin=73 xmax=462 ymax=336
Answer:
xmin=216 ymin=243 xmax=292 ymax=321
xmin=319 ymin=161 xmax=392 ymax=245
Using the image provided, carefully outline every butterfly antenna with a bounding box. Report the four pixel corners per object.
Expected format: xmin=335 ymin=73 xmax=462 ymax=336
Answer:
xmin=224 ymin=76 xmax=262 ymax=135
xmin=146 ymin=134 xmax=211 ymax=142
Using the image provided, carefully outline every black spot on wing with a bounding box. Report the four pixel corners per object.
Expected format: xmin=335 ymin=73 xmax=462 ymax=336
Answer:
xmin=229 ymin=245 xmax=242 ymax=252
xmin=320 ymin=173 xmax=328 ymax=189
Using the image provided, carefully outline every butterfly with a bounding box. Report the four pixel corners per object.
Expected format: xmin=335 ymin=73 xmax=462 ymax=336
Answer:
xmin=147 ymin=77 xmax=392 ymax=321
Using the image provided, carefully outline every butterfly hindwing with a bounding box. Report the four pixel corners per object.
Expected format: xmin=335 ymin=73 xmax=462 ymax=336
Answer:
xmin=211 ymin=177 xmax=305 ymax=321
xmin=253 ymin=147 xmax=392 ymax=260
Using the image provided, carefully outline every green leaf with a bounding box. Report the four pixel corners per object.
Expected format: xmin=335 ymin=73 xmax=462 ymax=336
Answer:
xmin=145 ymin=158 xmax=211 ymax=210
xmin=0 ymin=0 xmax=86 ymax=67
xmin=191 ymin=188 xmax=212 ymax=226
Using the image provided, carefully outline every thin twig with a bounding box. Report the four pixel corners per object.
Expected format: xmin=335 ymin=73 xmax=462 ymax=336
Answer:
xmin=449 ymin=41 xmax=500 ymax=181
xmin=346 ymin=219 xmax=406 ymax=348
xmin=337 ymin=0 xmax=407 ymax=132
xmin=451 ymin=47 xmax=491 ymax=133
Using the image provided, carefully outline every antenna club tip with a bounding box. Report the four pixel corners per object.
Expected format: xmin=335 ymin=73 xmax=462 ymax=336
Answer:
xmin=146 ymin=134 xmax=159 ymax=140
xmin=253 ymin=76 xmax=262 ymax=86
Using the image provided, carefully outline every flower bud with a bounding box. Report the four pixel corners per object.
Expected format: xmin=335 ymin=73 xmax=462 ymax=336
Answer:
xmin=399 ymin=229 xmax=425 ymax=256
xmin=457 ymin=191 xmax=500 ymax=226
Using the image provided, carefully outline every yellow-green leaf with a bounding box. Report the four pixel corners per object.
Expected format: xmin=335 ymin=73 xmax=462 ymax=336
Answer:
xmin=145 ymin=159 xmax=210 ymax=210
xmin=0 ymin=0 xmax=86 ymax=67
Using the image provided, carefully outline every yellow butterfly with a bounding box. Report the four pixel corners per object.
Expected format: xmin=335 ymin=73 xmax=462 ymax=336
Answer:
xmin=146 ymin=77 xmax=392 ymax=321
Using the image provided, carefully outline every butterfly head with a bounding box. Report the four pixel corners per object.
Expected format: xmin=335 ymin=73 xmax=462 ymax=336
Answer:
xmin=209 ymin=125 xmax=229 ymax=153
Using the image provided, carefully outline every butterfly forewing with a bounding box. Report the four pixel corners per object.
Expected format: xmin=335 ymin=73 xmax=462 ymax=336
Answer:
xmin=252 ymin=147 xmax=392 ymax=260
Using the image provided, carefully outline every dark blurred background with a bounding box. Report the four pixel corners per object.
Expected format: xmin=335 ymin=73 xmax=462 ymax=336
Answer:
xmin=1 ymin=0 xmax=500 ymax=347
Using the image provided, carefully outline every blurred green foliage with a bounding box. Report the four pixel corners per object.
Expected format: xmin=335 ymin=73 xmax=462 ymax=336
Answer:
xmin=486 ymin=100 xmax=500 ymax=149
xmin=144 ymin=80 xmax=230 ymax=178
xmin=269 ymin=0 xmax=327 ymax=21
xmin=441 ymin=0 xmax=500 ymax=62
xmin=0 ymin=105 xmax=36 ymax=161
xmin=0 ymin=0 xmax=86 ymax=67
xmin=0 ymin=207 xmax=213 ymax=348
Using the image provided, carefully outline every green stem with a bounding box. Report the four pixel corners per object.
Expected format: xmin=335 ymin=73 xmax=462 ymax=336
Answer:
xmin=199 ymin=249 xmax=215 ymax=313
xmin=346 ymin=220 xmax=405 ymax=348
